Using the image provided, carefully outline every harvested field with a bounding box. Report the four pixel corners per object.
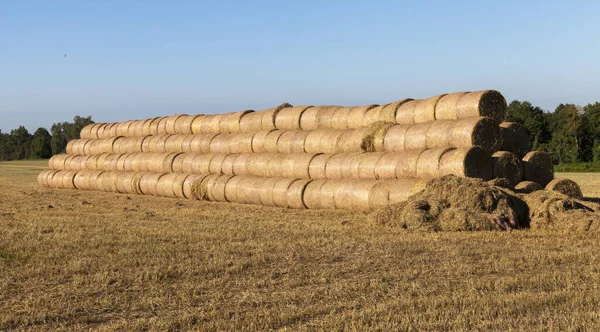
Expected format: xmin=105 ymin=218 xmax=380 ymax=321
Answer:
xmin=2 ymin=161 xmax=600 ymax=330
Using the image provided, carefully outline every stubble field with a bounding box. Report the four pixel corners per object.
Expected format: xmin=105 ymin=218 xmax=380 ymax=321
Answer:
xmin=1 ymin=160 xmax=600 ymax=330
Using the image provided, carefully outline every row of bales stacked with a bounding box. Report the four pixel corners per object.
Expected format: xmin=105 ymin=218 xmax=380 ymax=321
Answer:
xmin=38 ymin=90 xmax=579 ymax=210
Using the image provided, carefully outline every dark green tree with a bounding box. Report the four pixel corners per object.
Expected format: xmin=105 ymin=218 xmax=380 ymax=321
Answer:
xmin=50 ymin=115 xmax=94 ymax=155
xmin=30 ymin=127 xmax=53 ymax=159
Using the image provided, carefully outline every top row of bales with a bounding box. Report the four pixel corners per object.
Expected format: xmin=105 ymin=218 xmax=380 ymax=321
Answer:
xmin=80 ymin=90 xmax=507 ymax=139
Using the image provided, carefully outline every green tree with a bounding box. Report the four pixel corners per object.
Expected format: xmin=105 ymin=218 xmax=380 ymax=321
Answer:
xmin=50 ymin=115 xmax=94 ymax=155
xmin=30 ymin=127 xmax=53 ymax=159
xmin=549 ymin=104 xmax=592 ymax=163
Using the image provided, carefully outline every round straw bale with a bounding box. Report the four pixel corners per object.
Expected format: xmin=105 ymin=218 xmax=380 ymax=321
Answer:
xmin=189 ymin=153 xmax=215 ymax=174
xmin=305 ymin=129 xmax=344 ymax=154
xmin=514 ymin=181 xmax=544 ymax=194
xmin=416 ymin=147 xmax=455 ymax=179
xmin=318 ymin=180 xmax=340 ymax=209
xmin=251 ymin=130 xmax=274 ymax=153
xmin=206 ymin=174 xmax=234 ymax=202
xmin=265 ymin=154 xmax=287 ymax=178
xmin=335 ymin=180 xmax=374 ymax=210
xmin=139 ymin=172 xmax=166 ymax=196
xmin=224 ymin=175 xmax=243 ymax=202
xmin=425 ymin=120 xmax=454 ymax=149
xmin=171 ymin=153 xmax=186 ymax=173
xmin=114 ymin=121 xmax=132 ymax=136
xmin=177 ymin=153 xmax=197 ymax=173
xmin=221 ymin=154 xmax=239 ymax=175
xmin=374 ymin=153 xmax=402 ymax=179
xmin=434 ymin=92 xmax=469 ymax=120
xmin=37 ymin=170 xmax=55 ymax=188
xmin=220 ymin=110 xmax=254 ymax=133
xmin=66 ymin=139 xmax=80 ymax=155
xmin=115 ymin=172 xmax=135 ymax=194
xmin=80 ymin=124 xmax=95 ymax=139
xmin=83 ymin=154 xmax=99 ymax=170
xmin=239 ymin=111 xmax=265 ymax=132
xmin=487 ymin=177 xmax=514 ymax=190
xmin=362 ymin=122 xmax=395 ymax=152
xmin=208 ymin=154 xmax=227 ymax=174
xmin=189 ymin=133 xmax=217 ymax=153
xmin=107 ymin=123 xmax=119 ymax=137
xmin=449 ymin=117 xmax=502 ymax=154
xmin=289 ymin=130 xmax=310 ymax=153
xmin=316 ymin=106 xmax=342 ymax=128
xmin=339 ymin=153 xmax=364 ymax=179
xmin=324 ymin=154 xmax=347 ymax=179
xmin=103 ymin=154 xmax=120 ymax=171
xmin=140 ymin=118 xmax=156 ymax=136
xmin=362 ymin=105 xmax=384 ymax=126
xmin=128 ymin=120 xmax=144 ymax=137
xmin=157 ymin=152 xmax=180 ymax=173
xmin=156 ymin=117 xmax=170 ymax=135
xmin=198 ymin=115 xmax=219 ymax=133
xmin=157 ymin=173 xmax=183 ymax=198
xmin=238 ymin=176 xmax=265 ymax=205
xmin=271 ymin=178 xmax=296 ymax=207
xmin=101 ymin=171 xmax=120 ymax=192
xmin=383 ymin=125 xmax=410 ymax=152
xmin=154 ymin=135 xmax=170 ymax=153
xmin=347 ymin=105 xmax=378 ymax=129
xmin=246 ymin=153 xmax=276 ymax=177
xmin=287 ymin=179 xmax=311 ymax=209
xmin=308 ymin=153 xmax=332 ymax=179
xmin=111 ymin=137 xmax=128 ymax=154
xmin=299 ymin=106 xmax=320 ymax=130
xmin=499 ymin=122 xmax=530 ymax=158
xmin=369 ymin=179 xmax=424 ymax=209
xmin=94 ymin=123 xmax=109 ymax=139
xmin=115 ymin=154 xmax=129 ymax=171
xmin=337 ymin=127 xmax=367 ymax=153
xmin=261 ymin=103 xmax=291 ymax=131
xmin=492 ymin=151 xmax=523 ymax=186
xmin=88 ymin=171 xmax=105 ymax=191
xmin=104 ymin=137 xmax=121 ymax=154
xmin=263 ymin=130 xmax=285 ymax=153
xmin=414 ymin=94 xmax=446 ymax=124
xmin=174 ymin=115 xmax=198 ymax=135
xmin=290 ymin=153 xmax=320 ymax=179
xmin=73 ymin=171 xmax=91 ymax=189
xmin=126 ymin=137 xmax=145 ymax=153
xmin=180 ymin=135 xmax=195 ymax=153
xmin=190 ymin=115 xmax=207 ymax=134
xmin=456 ymin=90 xmax=507 ymax=123
xmin=274 ymin=105 xmax=310 ymax=130
xmin=403 ymin=123 xmax=431 ymax=151
xmin=357 ymin=153 xmax=385 ymax=179
xmin=545 ymin=178 xmax=583 ymax=199
xmin=208 ymin=134 xmax=231 ymax=154
xmin=89 ymin=123 xmax=104 ymax=139
xmin=276 ymin=130 xmax=302 ymax=154
xmin=231 ymin=154 xmax=251 ymax=175
xmin=439 ymin=147 xmax=493 ymax=180
xmin=60 ymin=170 xmax=78 ymax=189
xmin=164 ymin=135 xmax=186 ymax=153
xmin=258 ymin=178 xmax=281 ymax=207
xmin=183 ymin=174 xmax=209 ymax=199
xmin=171 ymin=173 xmax=191 ymax=198
xmin=129 ymin=153 xmax=146 ymax=172
xmin=522 ymin=151 xmax=554 ymax=186
xmin=82 ymin=139 xmax=96 ymax=155
xmin=123 ymin=153 xmax=138 ymax=171
xmin=228 ymin=132 xmax=254 ymax=154
xmin=330 ymin=106 xmax=354 ymax=129
xmin=303 ymin=179 xmax=328 ymax=209
xmin=49 ymin=154 xmax=69 ymax=170
xmin=395 ymin=100 xmax=418 ymax=124
xmin=380 ymin=99 xmax=413 ymax=123
xmin=165 ymin=114 xmax=186 ymax=135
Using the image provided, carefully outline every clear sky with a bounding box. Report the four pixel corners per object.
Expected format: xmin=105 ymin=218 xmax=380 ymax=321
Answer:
xmin=1 ymin=0 xmax=599 ymax=133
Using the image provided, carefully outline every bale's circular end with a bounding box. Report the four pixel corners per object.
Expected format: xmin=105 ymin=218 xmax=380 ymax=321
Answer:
xmin=545 ymin=178 xmax=583 ymax=199
xmin=491 ymin=151 xmax=523 ymax=186
xmin=467 ymin=117 xmax=502 ymax=154
xmin=456 ymin=90 xmax=507 ymax=123
xmin=514 ymin=181 xmax=543 ymax=194
xmin=499 ymin=122 xmax=530 ymax=158
xmin=522 ymin=151 xmax=554 ymax=186
xmin=439 ymin=147 xmax=492 ymax=180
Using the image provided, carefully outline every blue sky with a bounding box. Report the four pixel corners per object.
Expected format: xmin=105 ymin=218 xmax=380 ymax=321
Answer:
xmin=1 ymin=0 xmax=599 ymax=133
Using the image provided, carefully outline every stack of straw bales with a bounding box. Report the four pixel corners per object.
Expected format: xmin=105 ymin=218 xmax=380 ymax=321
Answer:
xmin=39 ymin=90 xmax=571 ymax=210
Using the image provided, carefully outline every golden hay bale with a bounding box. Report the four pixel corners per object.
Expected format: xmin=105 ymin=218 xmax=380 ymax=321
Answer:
xmin=154 ymin=152 xmax=180 ymax=173
xmin=220 ymin=110 xmax=254 ymax=133
xmin=439 ymin=147 xmax=492 ymax=180
xmin=269 ymin=178 xmax=294 ymax=207
xmin=289 ymin=153 xmax=320 ymax=179
xmin=175 ymin=115 xmax=199 ymax=135
xmin=40 ymin=170 xmax=56 ymax=187
xmin=164 ymin=114 xmax=186 ymax=135
xmin=344 ymin=105 xmax=376 ymax=129
xmin=115 ymin=171 xmax=136 ymax=194
xmin=123 ymin=137 xmax=146 ymax=154
xmin=84 ymin=154 xmax=101 ymax=170
xmin=223 ymin=175 xmax=243 ymax=202
xmin=316 ymin=106 xmax=342 ymax=128
xmin=338 ymin=153 xmax=364 ymax=179
xmin=199 ymin=115 xmax=220 ymax=133
xmin=492 ymin=151 xmax=523 ymax=186
xmin=236 ymin=176 xmax=265 ymax=205
xmin=357 ymin=152 xmax=385 ymax=179
xmin=264 ymin=154 xmax=287 ymax=177
xmin=403 ymin=123 xmax=431 ymax=151
xmin=94 ymin=154 xmax=110 ymax=170
xmin=183 ymin=174 xmax=209 ymax=199
xmin=308 ymin=153 xmax=332 ymax=179
xmin=190 ymin=115 xmax=207 ymax=134
xmin=416 ymin=147 xmax=455 ymax=179
xmin=380 ymin=99 xmax=414 ymax=123
xmin=221 ymin=154 xmax=240 ymax=175
xmin=239 ymin=111 xmax=265 ymax=132
xmin=94 ymin=123 xmax=109 ymax=139
xmin=373 ymin=179 xmax=426 ymax=209
xmin=101 ymin=171 xmax=120 ymax=192
xmin=273 ymin=105 xmax=310 ymax=130
xmin=123 ymin=153 xmax=138 ymax=171
xmin=317 ymin=180 xmax=340 ymax=210
xmin=258 ymin=178 xmax=281 ymax=207
xmin=180 ymin=135 xmax=195 ymax=153
xmin=102 ymin=154 xmax=121 ymax=171
xmin=208 ymin=153 xmax=228 ymax=174
xmin=73 ymin=171 xmax=91 ymax=189
xmin=164 ymin=135 xmax=186 ymax=153
xmin=189 ymin=133 xmax=217 ymax=153
xmin=190 ymin=153 xmax=216 ymax=174
xmin=545 ymin=178 xmax=583 ymax=199
xmin=263 ymin=130 xmax=286 ymax=153
xmin=337 ymin=127 xmax=367 ymax=153
xmin=157 ymin=173 xmax=190 ymax=198
xmin=128 ymin=153 xmax=146 ymax=172
xmin=449 ymin=117 xmax=502 ymax=154
xmin=514 ymin=181 xmax=543 ymax=194
xmin=66 ymin=139 xmax=86 ymax=155
xmin=150 ymin=135 xmax=170 ymax=153
xmin=522 ymin=151 xmax=554 ymax=186
xmin=139 ymin=172 xmax=166 ymax=196
xmin=107 ymin=123 xmax=120 ymax=137
xmin=48 ymin=154 xmax=69 ymax=170
xmin=289 ymin=130 xmax=310 ymax=153
xmin=228 ymin=132 xmax=255 ymax=154
xmin=287 ymin=179 xmax=311 ymax=209
xmin=80 ymin=124 xmax=95 ymax=139
xmin=208 ymin=134 xmax=232 ymax=154
xmin=251 ymin=130 xmax=274 ymax=153
xmin=156 ymin=117 xmax=170 ymax=135
xmin=276 ymin=130 xmax=303 ymax=154
xmin=245 ymin=153 xmax=276 ymax=177
xmin=139 ymin=118 xmax=155 ymax=136
xmin=171 ymin=153 xmax=186 ymax=173
xmin=425 ymin=120 xmax=454 ymax=149
xmin=361 ymin=122 xmax=395 ymax=152
xmin=361 ymin=105 xmax=384 ymax=126
xmin=299 ymin=106 xmax=321 ymax=130
xmin=128 ymin=120 xmax=145 ymax=137
xmin=302 ymin=179 xmax=330 ymax=209
xmin=55 ymin=170 xmax=78 ymax=189
xmin=175 ymin=153 xmax=196 ymax=173
xmin=395 ymin=100 xmax=418 ymax=124
xmin=374 ymin=152 xmax=408 ymax=179
xmin=83 ymin=170 xmax=104 ymax=191
xmin=325 ymin=106 xmax=351 ymax=130
xmin=115 ymin=154 xmax=129 ymax=172
xmin=334 ymin=180 xmax=374 ymax=210
xmin=434 ymin=92 xmax=469 ymax=120
xmin=261 ymin=103 xmax=292 ymax=131
xmin=115 ymin=120 xmax=133 ymax=136
xmin=324 ymin=154 xmax=347 ymax=179
xmin=200 ymin=174 xmax=234 ymax=202
xmin=499 ymin=122 xmax=530 ymax=158
xmin=456 ymin=90 xmax=507 ymax=123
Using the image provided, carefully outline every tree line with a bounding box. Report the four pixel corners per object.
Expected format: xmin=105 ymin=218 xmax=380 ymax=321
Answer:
xmin=0 ymin=100 xmax=599 ymax=164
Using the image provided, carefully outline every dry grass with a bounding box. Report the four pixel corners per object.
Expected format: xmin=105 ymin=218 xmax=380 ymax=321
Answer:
xmin=2 ymin=160 xmax=600 ymax=330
